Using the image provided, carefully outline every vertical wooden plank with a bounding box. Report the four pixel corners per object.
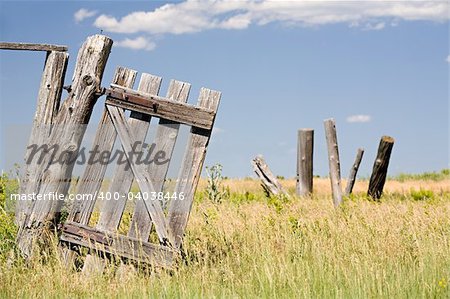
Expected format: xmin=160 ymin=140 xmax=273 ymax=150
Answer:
xmin=81 ymin=73 xmax=158 ymax=274
xmin=16 ymin=51 xmax=68 ymax=226
xmin=67 ymin=67 xmax=137 ymax=225
xmin=296 ymin=129 xmax=314 ymax=197
xmin=344 ymin=148 xmax=364 ymax=196
xmin=368 ymin=136 xmax=394 ymax=199
xmin=106 ymin=105 xmax=169 ymax=243
xmin=96 ymin=73 xmax=162 ymax=232
xmin=323 ymin=118 xmax=343 ymax=207
xmin=17 ymin=35 xmax=113 ymax=259
xmin=63 ymin=66 xmax=136 ymax=271
xmin=167 ymin=88 xmax=221 ymax=249
xmin=128 ymin=80 xmax=191 ymax=240
xmin=251 ymin=155 xmax=287 ymax=197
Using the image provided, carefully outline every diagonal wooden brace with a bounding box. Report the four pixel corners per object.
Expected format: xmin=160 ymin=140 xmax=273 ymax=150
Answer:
xmin=105 ymin=104 xmax=171 ymax=245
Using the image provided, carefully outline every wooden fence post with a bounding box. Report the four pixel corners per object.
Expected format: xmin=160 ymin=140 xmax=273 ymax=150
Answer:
xmin=252 ymin=155 xmax=287 ymax=197
xmin=323 ymin=118 xmax=343 ymax=207
xmin=296 ymin=129 xmax=314 ymax=196
xmin=66 ymin=67 xmax=137 ymax=227
xmin=16 ymin=51 xmax=69 ymax=226
xmin=344 ymin=148 xmax=364 ymax=195
xmin=16 ymin=35 xmax=113 ymax=258
xmin=368 ymin=136 xmax=395 ymax=199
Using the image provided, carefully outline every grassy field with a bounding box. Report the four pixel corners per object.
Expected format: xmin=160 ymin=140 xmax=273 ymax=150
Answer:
xmin=0 ymin=172 xmax=449 ymax=298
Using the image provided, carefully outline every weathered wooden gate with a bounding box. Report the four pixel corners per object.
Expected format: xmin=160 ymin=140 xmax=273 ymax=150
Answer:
xmin=60 ymin=67 xmax=221 ymax=267
xmin=2 ymin=35 xmax=221 ymax=268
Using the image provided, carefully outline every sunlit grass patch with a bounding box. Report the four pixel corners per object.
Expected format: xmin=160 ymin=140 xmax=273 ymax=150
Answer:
xmin=0 ymin=173 xmax=449 ymax=298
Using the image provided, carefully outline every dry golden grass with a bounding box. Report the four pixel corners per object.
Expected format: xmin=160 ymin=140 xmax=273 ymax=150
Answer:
xmin=198 ymin=177 xmax=450 ymax=195
xmin=1 ymin=177 xmax=449 ymax=298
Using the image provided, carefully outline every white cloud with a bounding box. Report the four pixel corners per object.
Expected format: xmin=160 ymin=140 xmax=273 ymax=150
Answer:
xmin=219 ymin=13 xmax=252 ymax=30
xmin=446 ymin=55 xmax=450 ymax=63
xmin=364 ymin=22 xmax=386 ymax=31
xmin=74 ymin=8 xmax=97 ymax=23
xmin=114 ymin=36 xmax=156 ymax=51
xmin=346 ymin=115 xmax=372 ymax=123
xmin=93 ymin=0 xmax=449 ymax=35
xmin=212 ymin=127 xmax=225 ymax=135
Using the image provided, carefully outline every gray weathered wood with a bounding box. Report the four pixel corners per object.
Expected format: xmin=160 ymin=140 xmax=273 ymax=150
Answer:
xmin=167 ymin=88 xmax=221 ymax=249
xmin=252 ymin=155 xmax=288 ymax=197
xmin=368 ymin=136 xmax=395 ymax=199
xmin=16 ymin=35 xmax=112 ymax=259
xmin=60 ymin=222 xmax=177 ymax=267
xmin=296 ymin=129 xmax=314 ymax=197
xmin=324 ymin=118 xmax=343 ymax=207
xmin=128 ymin=80 xmax=191 ymax=240
xmin=81 ymin=73 xmax=161 ymax=274
xmin=344 ymin=148 xmax=364 ymax=196
xmin=105 ymin=84 xmax=215 ymax=130
xmin=106 ymin=105 xmax=170 ymax=244
xmin=67 ymin=67 xmax=137 ymax=225
xmin=62 ymin=68 xmax=137 ymax=271
xmin=16 ymin=51 xmax=68 ymax=226
xmin=0 ymin=42 xmax=68 ymax=52
xmin=96 ymin=73 xmax=162 ymax=231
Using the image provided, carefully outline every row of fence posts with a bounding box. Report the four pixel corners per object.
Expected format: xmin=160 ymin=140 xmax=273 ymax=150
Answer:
xmin=297 ymin=118 xmax=394 ymax=204
xmin=252 ymin=118 xmax=394 ymax=205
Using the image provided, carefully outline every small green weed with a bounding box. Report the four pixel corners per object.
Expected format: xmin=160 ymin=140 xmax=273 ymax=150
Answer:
xmin=410 ymin=189 xmax=435 ymax=201
xmin=205 ymin=164 xmax=228 ymax=204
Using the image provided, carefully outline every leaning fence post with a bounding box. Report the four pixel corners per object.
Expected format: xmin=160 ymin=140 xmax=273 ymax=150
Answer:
xmin=323 ymin=118 xmax=343 ymax=206
xmin=296 ymin=129 xmax=314 ymax=196
xmin=15 ymin=51 xmax=69 ymax=226
xmin=344 ymin=148 xmax=364 ymax=195
xmin=16 ymin=35 xmax=113 ymax=259
xmin=368 ymin=136 xmax=395 ymax=199
xmin=252 ymin=155 xmax=287 ymax=197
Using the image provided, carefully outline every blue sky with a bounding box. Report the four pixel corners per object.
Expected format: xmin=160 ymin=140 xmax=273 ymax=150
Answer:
xmin=0 ymin=1 xmax=448 ymax=178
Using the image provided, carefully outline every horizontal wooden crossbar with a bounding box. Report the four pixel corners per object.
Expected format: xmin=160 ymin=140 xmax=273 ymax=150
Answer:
xmin=60 ymin=222 xmax=177 ymax=267
xmin=0 ymin=42 xmax=68 ymax=52
xmin=105 ymin=84 xmax=216 ymax=130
